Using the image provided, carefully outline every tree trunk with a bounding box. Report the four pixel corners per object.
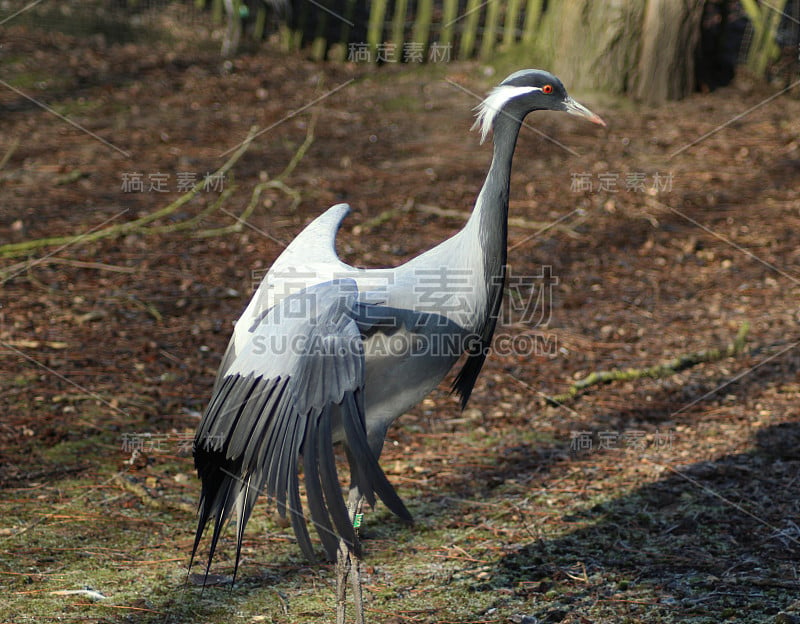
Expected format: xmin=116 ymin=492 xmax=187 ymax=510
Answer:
xmin=528 ymin=0 xmax=705 ymax=105
xmin=634 ymin=0 xmax=706 ymax=104
xmin=542 ymin=0 xmax=645 ymax=96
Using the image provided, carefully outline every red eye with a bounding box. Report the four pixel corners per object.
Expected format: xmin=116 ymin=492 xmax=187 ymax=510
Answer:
xmin=542 ymin=84 xmax=553 ymax=94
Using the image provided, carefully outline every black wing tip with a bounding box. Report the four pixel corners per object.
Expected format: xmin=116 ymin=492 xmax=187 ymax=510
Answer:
xmin=451 ymin=350 xmax=488 ymax=409
xmin=190 ymin=441 xmax=249 ymax=586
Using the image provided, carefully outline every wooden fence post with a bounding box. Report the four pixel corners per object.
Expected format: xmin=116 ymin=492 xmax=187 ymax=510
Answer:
xmin=440 ymin=0 xmax=459 ymax=49
xmin=480 ymin=0 xmax=502 ymax=59
xmin=368 ymin=0 xmax=388 ymax=56
xmin=459 ymin=0 xmax=482 ymax=59
xmin=412 ymin=0 xmax=434 ymax=56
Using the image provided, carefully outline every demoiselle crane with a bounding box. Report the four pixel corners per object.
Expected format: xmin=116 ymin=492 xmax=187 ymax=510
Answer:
xmin=191 ymin=69 xmax=604 ymax=622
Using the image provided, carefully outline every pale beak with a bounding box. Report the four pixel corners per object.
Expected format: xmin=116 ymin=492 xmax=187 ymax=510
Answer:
xmin=564 ymin=97 xmax=606 ymax=127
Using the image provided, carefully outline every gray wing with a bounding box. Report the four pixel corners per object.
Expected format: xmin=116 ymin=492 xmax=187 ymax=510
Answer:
xmin=191 ymin=278 xmax=410 ymax=579
xmin=210 ymin=203 xmax=354 ymax=396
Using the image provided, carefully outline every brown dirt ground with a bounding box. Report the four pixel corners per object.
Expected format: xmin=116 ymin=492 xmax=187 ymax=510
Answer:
xmin=1 ymin=8 xmax=799 ymax=624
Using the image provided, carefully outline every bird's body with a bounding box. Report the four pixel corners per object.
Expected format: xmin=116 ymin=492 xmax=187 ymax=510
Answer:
xmin=231 ymin=198 xmax=491 ymax=445
xmin=192 ymin=69 xmax=604 ymax=621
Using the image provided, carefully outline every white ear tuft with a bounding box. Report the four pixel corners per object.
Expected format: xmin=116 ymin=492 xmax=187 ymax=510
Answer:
xmin=471 ymin=85 xmax=539 ymax=144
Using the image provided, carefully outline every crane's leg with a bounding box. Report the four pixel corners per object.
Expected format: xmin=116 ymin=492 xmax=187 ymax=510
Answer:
xmin=336 ymin=489 xmax=365 ymax=624
xmin=348 ymin=492 xmax=365 ymax=624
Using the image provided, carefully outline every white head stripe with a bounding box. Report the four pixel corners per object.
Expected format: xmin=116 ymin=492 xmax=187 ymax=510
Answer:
xmin=471 ymin=85 xmax=541 ymax=144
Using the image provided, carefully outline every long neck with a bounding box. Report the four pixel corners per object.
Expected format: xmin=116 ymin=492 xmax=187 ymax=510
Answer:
xmin=466 ymin=112 xmax=523 ymax=326
xmin=448 ymin=111 xmax=524 ymax=407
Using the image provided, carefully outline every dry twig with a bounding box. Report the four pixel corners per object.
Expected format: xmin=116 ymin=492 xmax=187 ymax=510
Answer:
xmin=0 ymin=115 xmax=316 ymax=266
xmin=547 ymin=322 xmax=750 ymax=405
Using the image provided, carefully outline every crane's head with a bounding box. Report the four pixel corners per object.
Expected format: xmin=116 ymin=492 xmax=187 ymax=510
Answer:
xmin=473 ymin=69 xmax=605 ymax=144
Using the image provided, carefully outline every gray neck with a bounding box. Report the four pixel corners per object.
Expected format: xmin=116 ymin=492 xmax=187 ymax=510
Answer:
xmin=467 ymin=112 xmax=523 ymax=327
xmin=448 ymin=111 xmax=525 ymax=407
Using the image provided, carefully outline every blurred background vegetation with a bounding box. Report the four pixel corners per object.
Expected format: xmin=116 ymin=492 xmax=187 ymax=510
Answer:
xmin=9 ymin=0 xmax=800 ymax=104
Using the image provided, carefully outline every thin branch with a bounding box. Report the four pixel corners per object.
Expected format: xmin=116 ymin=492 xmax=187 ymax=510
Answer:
xmin=0 ymin=127 xmax=260 ymax=260
xmin=547 ymin=323 xmax=750 ymax=405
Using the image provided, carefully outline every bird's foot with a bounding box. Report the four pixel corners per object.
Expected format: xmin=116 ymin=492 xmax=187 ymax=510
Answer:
xmin=335 ymin=539 xmax=351 ymax=624
xmin=335 ymin=495 xmax=365 ymax=624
